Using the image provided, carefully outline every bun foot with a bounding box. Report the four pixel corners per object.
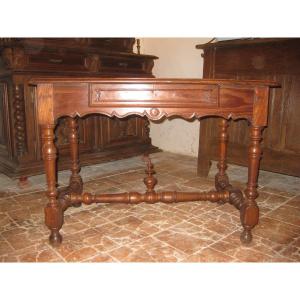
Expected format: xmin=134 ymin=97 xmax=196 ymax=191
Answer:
xmin=240 ymin=229 xmax=252 ymax=245
xmin=49 ymin=230 xmax=62 ymax=246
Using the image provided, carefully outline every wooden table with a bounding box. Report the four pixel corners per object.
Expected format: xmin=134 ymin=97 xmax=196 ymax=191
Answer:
xmin=31 ymin=78 xmax=277 ymax=247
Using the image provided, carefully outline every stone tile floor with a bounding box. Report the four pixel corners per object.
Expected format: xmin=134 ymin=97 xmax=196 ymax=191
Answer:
xmin=0 ymin=151 xmax=300 ymax=262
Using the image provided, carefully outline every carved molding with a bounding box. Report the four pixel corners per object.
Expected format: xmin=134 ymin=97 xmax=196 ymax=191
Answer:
xmin=13 ymin=84 xmax=27 ymax=156
xmin=2 ymin=47 xmax=27 ymax=69
xmin=55 ymin=109 xmax=252 ymax=123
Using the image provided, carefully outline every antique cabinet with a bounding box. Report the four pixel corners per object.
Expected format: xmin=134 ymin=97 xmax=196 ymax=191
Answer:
xmin=196 ymin=38 xmax=300 ymax=177
xmin=0 ymin=38 xmax=158 ymax=182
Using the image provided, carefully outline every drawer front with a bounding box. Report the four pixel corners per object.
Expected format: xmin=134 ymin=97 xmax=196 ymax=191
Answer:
xmin=100 ymin=58 xmax=144 ymax=73
xmin=27 ymin=52 xmax=86 ymax=71
xmin=89 ymin=83 xmax=219 ymax=107
xmin=219 ymin=87 xmax=254 ymax=110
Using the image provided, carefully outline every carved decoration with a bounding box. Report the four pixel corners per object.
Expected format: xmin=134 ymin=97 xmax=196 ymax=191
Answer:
xmin=144 ymin=117 xmax=150 ymax=138
xmin=142 ymin=60 xmax=154 ymax=73
xmin=84 ymin=54 xmax=101 ymax=72
xmin=142 ymin=154 xmax=157 ymax=192
xmin=2 ymin=47 xmax=27 ymax=68
xmin=13 ymin=84 xmax=27 ymax=156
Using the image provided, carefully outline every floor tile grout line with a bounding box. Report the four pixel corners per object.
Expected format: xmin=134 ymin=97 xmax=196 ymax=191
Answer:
xmin=45 ymin=242 xmax=66 ymax=262
xmin=0 ymin=212 xmax=25 ymax=251
xmin=177 ymin=228 xmax=240 ymax=262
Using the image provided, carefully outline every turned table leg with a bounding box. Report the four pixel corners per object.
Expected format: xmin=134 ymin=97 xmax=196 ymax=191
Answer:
xmin=215 ymin=118 xmax=229 ymax=191
xmin=41 ymin=125 xmax=63 ymax=246
xmin=240 ymin=125 xmax=262 ymax=244
xmin=67 ymin=117 xmax=83 ymax=195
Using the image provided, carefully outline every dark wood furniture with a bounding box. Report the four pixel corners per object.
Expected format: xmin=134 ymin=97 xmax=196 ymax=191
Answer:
xmin=0 ymin=38 xmax=158 ymax=185
xmin=31 ymin=77 xmax=276 ymax=246
xmin=196 ymin=38 xmax=300 ymax=177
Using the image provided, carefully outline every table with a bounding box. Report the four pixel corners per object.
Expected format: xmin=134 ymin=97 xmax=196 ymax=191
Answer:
xmin=31 ymin=77 xmax=277 ymax=247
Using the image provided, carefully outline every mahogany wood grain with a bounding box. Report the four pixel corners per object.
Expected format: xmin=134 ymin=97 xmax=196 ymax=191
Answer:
xmin=32 ymin=77 xmax=276 ymax=247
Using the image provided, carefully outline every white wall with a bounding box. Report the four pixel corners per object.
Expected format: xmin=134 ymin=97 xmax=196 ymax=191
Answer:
xmin=140 ymin=38 xmax=212 ymax=157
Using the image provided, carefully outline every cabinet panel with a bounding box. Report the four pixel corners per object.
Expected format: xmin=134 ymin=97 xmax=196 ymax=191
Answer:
xmin=101 ymin=116 xmax=147 ymax=149
xmin=197 ymin=38 xmax=300 ymax=177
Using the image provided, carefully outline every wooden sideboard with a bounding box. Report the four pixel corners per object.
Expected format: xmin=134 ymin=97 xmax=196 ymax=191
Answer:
xmin=196 ymin=38 xmax=300 ymax=177
xmin=0 ymin=38 xmax=158 ymax=182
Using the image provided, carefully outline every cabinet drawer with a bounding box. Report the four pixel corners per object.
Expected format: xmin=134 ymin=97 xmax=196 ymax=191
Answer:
xmin=27 ymin=52 xmax=86 ymax=71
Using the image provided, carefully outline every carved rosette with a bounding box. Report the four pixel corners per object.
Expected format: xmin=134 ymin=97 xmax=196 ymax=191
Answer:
xmin=13 ymin=84 xmax=27 ymax=156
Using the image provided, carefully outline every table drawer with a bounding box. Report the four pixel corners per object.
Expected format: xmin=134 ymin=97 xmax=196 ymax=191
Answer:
xmin=89 ymin=83 xmax=219 ymax=107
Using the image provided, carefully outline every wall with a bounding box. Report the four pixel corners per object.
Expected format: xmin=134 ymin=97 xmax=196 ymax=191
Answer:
xmin=140 ymin=38 xmax=212 ymax=157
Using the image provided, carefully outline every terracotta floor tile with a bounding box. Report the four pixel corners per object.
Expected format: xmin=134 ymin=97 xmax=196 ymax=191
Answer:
xmin=210 ymin=219 xmax=300 ymax=262
xmin=181 ymin=177 xmax=215 ymax=191
xmin=0 ymin=198 xmax=22 ymax=212
xmin=257 ymin=192 xmax=290 ymax=210
xmin=106 ymin=170 xmax=146 ymax=184
xmin=108 ymin=237 xmax=186 ymax=262
xmin=2 ymin=226 xmax=46 ymax=251
xmin=113 ymin=216 xmax=161 ymax=236
xmin=285 ymin=195 xmax=300 ymax=209
xmin=19 ymin=246 xmax=63 ymax=262
xmin=0 ymin=152 xmax=299 ymax=262
xmin=84 ymin=253 xmax=115 ymax=262
xmin=280 ymin=237 xmax=300 ymax=262
xmin=93 ymin=222 xmax=145 ymax=247
xmin=0 ymin=242 xmax=63 ymax=262
xmin=0 ymin=239 xmax=14 ymax=256
xmin=0 ymin=191 xmax=17 ymax=198
xmin=154 ymin=221 xmax=221 ymax=255
xmin=259 ymin=187 xmax=296 ymax=198
xmin=167 ymin=169 xmax=199 ymax=181
xmin=129 ymin=204 xmax=187 ymax=231
xmin=182 ymin=247 xmax=235 ymax=262
xmin=188 ymin=208 xmax=240 ymax=236
xmin=0 ymin=212 xmax=14 ymax=231
xmin=87 ymin=236 xmax=119 ymax=252
xmin=266 ymin=204 xmax=300 ymax=227
xmin=64 ymin=246 xmax=98 ymax=262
